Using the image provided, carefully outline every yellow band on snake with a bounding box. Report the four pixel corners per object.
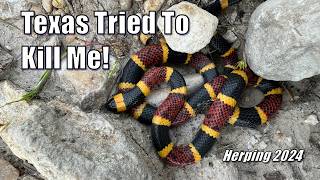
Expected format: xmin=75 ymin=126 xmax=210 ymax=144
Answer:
xmin=114 ymin=93 xmax=126 ymax=112
xmin=158 ymin=143 xmax=174 ymax=158
xmin=189 ymin=144 xmax=202 ymax=162
xmin=137 ymin=81 xmax=150 ymax=96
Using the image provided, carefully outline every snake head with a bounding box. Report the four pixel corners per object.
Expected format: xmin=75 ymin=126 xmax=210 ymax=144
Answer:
xmin=106 ymin=98 xmax=118 ymax=112
xmin=106 ymin=93 xmax=127 ymax=113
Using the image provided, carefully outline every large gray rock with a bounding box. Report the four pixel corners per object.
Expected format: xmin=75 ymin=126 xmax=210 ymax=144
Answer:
xmin=0 ymin=81 xmax=153 ymax=180
xmin=157 ymin=1 xmax=218 ymax=53
xmin=245 ymin=0 xmax=320 ymax=81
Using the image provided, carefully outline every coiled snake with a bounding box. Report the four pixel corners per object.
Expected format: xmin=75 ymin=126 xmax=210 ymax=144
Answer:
xmin=106 ymin=0 xmax=283 ymax=166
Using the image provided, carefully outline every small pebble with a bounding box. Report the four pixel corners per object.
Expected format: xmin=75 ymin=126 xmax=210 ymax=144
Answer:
xmin=52 ymin=0 xmax=66 ymax=9
xmin=119 ymin=0 xmax=133 ymax=10
xmin=247 ymin=137 xmax=259 ymax=149
xmin=64 ymin=35 xmax=77 ymax=45
xmin=43 ymin=36 xmax=60 ymax=46
xmin=304 ymin=114 xmax=319 ymax=125
xmin=258 ymin=141 xmax=268 ymax=150
xmin=230 ymin=10 xmax=238 ymax=23
xmin=264 ymin=171 xmax=286 ymax=180
xmin=238 ymin=87 xmax=264 ymax=108
xmin=42 ymin=0 xmax=53 ymax=13
xmin=223 ymin=30 xmax=238 ymax=43
xmin=144 ymin=0 xmax=165 ymax=13
xmin=274 ymin=131 xmax=293 ymax=147
xmin=52 ymin=8 xmax=64 ymax=15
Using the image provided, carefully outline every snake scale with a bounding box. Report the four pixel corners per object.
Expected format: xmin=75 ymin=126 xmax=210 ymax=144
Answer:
xmin=106 ymin=0 xmax=283 ymax=166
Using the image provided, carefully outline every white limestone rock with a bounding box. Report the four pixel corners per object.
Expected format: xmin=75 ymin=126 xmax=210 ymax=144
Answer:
xmin=245 ymin=0 xmax=320 ymax=81
xmin=157 ymin=1 xmax=218 ymax=53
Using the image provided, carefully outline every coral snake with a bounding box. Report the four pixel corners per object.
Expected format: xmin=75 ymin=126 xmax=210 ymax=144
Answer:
xmin=106 ymin=0 xmax=283 ymax=166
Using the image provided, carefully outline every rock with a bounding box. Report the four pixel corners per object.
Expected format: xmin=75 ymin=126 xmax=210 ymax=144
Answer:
xmin=223 ymin=30 xmax=238 ymax=43
xmin=173 ymin=155 xmax=238 ymax=180
xmin=144 ymin=0 xmax=165 ymax=12
xmin=42 ymin=0 xmax=52 ymax=13
xmin=238 ymin=87 xmax=264 ymax=108
xmin=26 ymin=0 xmax=42 ymax=4
xmin=245 ymin=0 xmax=320 ymax=81
xmin=157 ymin=1 xmax=218 ymax=53
xmin=52 ymin=8 xmax=64 ymax=15
xmin=257 ymin=141 xmax=268 ymax=150
xmin=52 ymin=0 xmax=65 ymax=9
xmin=304 ymin=114 xmax=319 ymax=125
xmin=21 ymin=175 xmax=39 ymax=180
xmin=0 ymin=81 xmax=153 ymax=179
xmin=64 ymin=35 xmax=77 ymax=45
xmin=0 ymin=17 xmax=44 ymax=57
xmin=79 ymin=56 xmax=121 ymax=112
xmin=312 ymin=75 xmax=320 ymax=97
xmin=0 ymin=0 xmax=30 ymax=19
xmin=0 ymin=47 xmax=13 ymax=80
xmin=119 ymin=0 xmax=132 ymax=10
xmin=0 ymin=158 xmax=19 ymax=180
xmin=263 ymin=171 xmax=286 ymax=180
xmin=30 ymin=4 xmax=46 ymax=14
xmin=56 ymin=55 xmax=120 ymax=111
xmin=1 ymin=30 xmax=50 ymax=93
xmin=44 ymin=35 xmax=60 ymax=46
xmin=0 ymin=138 xmax=42 ymax=179
xmin=57 ymin=61 xmax=105 ymax=98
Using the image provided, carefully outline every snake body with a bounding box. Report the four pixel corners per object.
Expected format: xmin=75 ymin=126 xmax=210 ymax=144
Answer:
xmin=107 ymin=41 xmax=218 ymax=124
xmin=106 ymin=0 xmax=283 ymax=166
